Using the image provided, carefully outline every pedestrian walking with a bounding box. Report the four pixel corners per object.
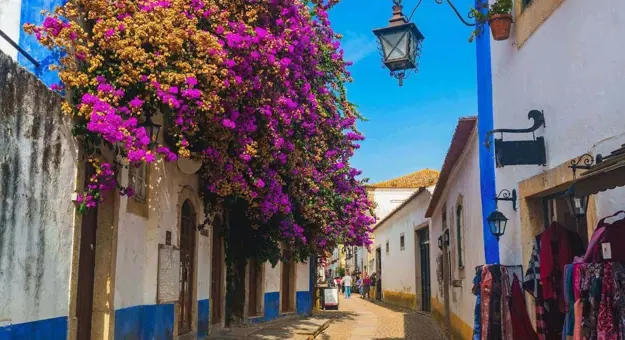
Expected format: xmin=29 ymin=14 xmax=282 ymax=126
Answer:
xmin=356 ymin=276 xmax=363 ymax=295
xmin=362 ymin=272 xmax=371 ymax=299
xmin=341 ymin=273 xmax=353 ymax=299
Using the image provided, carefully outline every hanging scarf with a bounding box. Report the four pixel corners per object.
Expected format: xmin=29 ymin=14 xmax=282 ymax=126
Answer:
xmin=598 ymin=263 xmax=616 ymax=340
xmin=481 ymin=266 xmax=493 ymax=340
xmin=511 ymin=273 xmax=539 ymax=340
xmin=473 ymin=266 xmax=483 ymax=340
xmin=540 ymin=222 xmax=574 ymax=312
xmin=612 ymin=262 xmax=625 ymax=340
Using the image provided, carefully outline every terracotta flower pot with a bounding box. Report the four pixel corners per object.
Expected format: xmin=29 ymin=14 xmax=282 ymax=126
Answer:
xmin=489 ymin=13 xmax=513 ymax=41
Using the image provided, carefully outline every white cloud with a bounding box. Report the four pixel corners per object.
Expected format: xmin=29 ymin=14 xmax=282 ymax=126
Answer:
xmin=341 ymin=32 xmax=378 ymax=65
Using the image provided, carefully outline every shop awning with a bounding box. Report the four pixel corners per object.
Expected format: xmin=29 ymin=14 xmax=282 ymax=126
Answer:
xmin=573 ymin=147 xmax=625 ymax=197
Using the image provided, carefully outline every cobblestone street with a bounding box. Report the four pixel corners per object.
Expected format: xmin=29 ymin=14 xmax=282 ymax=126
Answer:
xmin=319 ymin=294 xmax=446 ymax=340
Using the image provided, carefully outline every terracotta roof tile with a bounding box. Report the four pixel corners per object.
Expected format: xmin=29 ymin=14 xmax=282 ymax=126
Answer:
xmin=366 ymin=168 xmax=439 ymax=189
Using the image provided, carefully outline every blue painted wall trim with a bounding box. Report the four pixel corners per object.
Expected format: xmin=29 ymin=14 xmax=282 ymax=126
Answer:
xmin=0 ymin=316 xmax=67 ymax=340
xmin=18 ymin=0 xmax=64 ymax=86
xmin=197 ymin=299 xmax=209 ymax=339
xmin=296 ymin=291 xmax=312 ymax=316
xmin=114 ymin=304 xmax=174 ymax=340
xmin=475 ymin=0 xmax=500 ymax=264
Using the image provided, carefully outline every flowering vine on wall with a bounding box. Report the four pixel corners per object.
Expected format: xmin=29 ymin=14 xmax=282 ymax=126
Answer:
xmin=26 ymin=0 xmax=375 ymax=261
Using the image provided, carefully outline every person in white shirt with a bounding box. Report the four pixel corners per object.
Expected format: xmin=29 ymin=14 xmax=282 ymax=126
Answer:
xmin=341 ymin=274 xmax=353 ymax=299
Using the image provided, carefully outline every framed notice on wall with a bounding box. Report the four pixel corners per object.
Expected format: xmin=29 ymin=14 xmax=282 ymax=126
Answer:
xmin=157 ymin=244 xmax=180 ymax=304
xmin=324 ymin=288 xmax=339 ymax=309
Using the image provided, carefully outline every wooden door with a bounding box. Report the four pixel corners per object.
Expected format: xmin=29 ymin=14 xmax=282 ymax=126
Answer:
xmin=442 ymin=229 xmax=452 ymax=336
xmin=375 ymin=247 xmax=382 ymax=300
xmin=248 ymin=259 xmax=261 ymax=317
xmin=211 ymin=217 xmax=224 ymax=325
xmin=418 ymin=228 xmax=431 ymax=312
xmin=281 ymin=248 xmax=294 ymax=312
xmin=76 ymin=163 xmax=98 ymax=340
xmin=179 ymin=200 xmax=196 ymax=335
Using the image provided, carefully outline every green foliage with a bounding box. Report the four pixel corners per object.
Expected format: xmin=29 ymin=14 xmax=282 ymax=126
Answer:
xmin=337 ymin=266 xmax=346 ymax=277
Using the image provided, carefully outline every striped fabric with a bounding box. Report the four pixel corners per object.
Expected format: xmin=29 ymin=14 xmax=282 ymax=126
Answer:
xmin=523 ymin=235 xmax=548 ymax=339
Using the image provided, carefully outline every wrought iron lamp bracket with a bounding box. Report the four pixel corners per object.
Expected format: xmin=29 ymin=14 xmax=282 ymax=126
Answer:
xmin=484 ymin=110 xmax=546 ymax=148
xmin=569 ymin=153 xmax=595 ymax=178
xmin=393 ymin=0 xmax=476 ymax=26
xmin=494 ymin=189 xmax=517 ymax=211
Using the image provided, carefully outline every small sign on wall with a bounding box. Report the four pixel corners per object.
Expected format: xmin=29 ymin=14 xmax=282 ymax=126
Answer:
xmin=157 ymin=244 xmax=180 ymax=304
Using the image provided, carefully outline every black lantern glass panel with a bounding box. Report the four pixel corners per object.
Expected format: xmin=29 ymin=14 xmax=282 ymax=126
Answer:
xmin=141 ymin=113 xmax=162 ymax=148
xmin=373 ymin=23 xmax=424 ymax=73
xmin=566 ymin=186 xmax=589 ymax=219
xmin=487 ymin=210 xmax=508 ymax=241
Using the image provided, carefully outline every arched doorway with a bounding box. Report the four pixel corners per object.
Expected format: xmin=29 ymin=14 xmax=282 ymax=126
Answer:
xmin=179 ymin=200 xmax=196 ymax=335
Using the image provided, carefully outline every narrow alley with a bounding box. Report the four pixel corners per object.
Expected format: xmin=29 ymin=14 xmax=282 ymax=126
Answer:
xmin=320 ymin=295 xmax=445 ymax=340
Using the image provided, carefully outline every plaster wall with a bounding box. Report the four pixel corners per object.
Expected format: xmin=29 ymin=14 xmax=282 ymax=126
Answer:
xmin=0 ymin=0 xmax=21 ymax=60
xmin=371 ymin=188 xmax=419 ymax=222
xmin=490 ymin=0 xmax=625 ymax=266
xmin=373 ymin=190 xmax=431 ymax=310
xmin=0 ymin=52 xmax=77 ymax=336
xmin=114 ymin=161 xmax=207 ymax=309
xmin=113 ymin=159 xmax=209 ymax=338
xmin=429 ymin=132 xmax=484 ymax=335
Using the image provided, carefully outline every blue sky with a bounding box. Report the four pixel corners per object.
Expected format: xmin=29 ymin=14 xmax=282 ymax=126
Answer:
xmin=329 ymin=0 xmax=478 ymax=183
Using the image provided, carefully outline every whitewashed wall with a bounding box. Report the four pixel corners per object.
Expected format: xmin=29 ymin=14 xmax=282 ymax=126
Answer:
xmin=429 ymin=132 xmax=484 ymax=327
xmin=373 ymin=190 xmax=431 ymax=302
xmin=0 ymin=52 xmax=77 ymax=333
xmin=296 ymin=262 xmax=309 ymax=292
xmin=0 ymin=0 xmax=21 ymax=60
xmin=490 ymin=0 xmax=625 ymax=266
xmin=114 ymin=161 xmax=208 ymax=309
xmin=371 ymin=188 xmax=419 ymax=221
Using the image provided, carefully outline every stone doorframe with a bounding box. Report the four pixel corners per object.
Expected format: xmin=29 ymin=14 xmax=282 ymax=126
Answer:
xmin=68 ymin=150 xmax=120 ymax=340
xmin=518 ymin=157 xmax=598 ymax=327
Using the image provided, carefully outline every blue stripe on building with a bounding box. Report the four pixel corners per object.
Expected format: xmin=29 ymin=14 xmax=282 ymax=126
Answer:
xmin=18 ymin=0 xmax=63 ymax=86
xmin=475 ymin=0 xmax=500 ymax=265
xmin=114 ymin=304 xmax=175 ymax=340
xmin=0 ymin=316 xmax=67 ymax=340
xmin=197 ymin=299 xmax=209 ymax=338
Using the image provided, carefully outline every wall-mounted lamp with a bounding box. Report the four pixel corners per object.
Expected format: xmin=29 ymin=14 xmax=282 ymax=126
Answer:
xmin=487 ymin=210 xmax=508 ymax=241
xmin=494 ymin=189 xmax=517 ymax=211
xmin=569 ymin=153 xmax=595 ymax=179
xmin=443 ymin=229 xmax=450 ymax=246
xmin=565 ymin=185 xmax=590 ymax=222
xmin=437 ymin=236 xmax=443 ymax=250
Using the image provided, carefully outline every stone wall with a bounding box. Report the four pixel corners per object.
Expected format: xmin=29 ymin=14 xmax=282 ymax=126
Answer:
xmin=0 ymin=51 xmax=78 ymax=337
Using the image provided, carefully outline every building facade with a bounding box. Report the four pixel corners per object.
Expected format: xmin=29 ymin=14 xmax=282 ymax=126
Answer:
xmin=0 ymin=47 xmax=312 ymax=339
xmin=363 ymin=169 xmax=439 ymax=279
xmin=426 ymin=117 xmax=484 ymax=340
xmin=373 ymin=187 xmax=433 ymax=311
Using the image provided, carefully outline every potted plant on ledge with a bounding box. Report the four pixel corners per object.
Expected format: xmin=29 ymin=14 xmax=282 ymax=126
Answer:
xmin=469 ymin=0 xmax=513 ymax=42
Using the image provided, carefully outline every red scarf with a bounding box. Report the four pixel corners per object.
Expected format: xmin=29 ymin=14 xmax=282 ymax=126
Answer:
xmin=539 ymin=222 xmax=574 ymax=312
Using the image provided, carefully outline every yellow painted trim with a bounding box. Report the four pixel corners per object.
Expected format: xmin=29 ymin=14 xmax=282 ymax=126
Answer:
xmin=382 ymin=290 xmax=417 ymax=310
xmin=431 ymin=298 xmax=473 ymax=340
xmin=514 ymin=0 xmax=566 ymax=48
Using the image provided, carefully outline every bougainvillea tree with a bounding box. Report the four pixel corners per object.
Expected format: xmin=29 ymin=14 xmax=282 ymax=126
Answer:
xmin=26 ymin=0 xmax=374 ymax=270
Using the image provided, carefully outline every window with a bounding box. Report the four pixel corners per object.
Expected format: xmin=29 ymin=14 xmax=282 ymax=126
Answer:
xmin=456 ymin=205 xmax=464 ymax=268
xmin=522 ymin=0 xmax=532 ymax=9
xmin=129 ymin=163 xmax=148 ymax=202
xmin=385 ymin=241 xmax=389 ymax=254
xmin=400 ymin=233 xmax=405 ymax=251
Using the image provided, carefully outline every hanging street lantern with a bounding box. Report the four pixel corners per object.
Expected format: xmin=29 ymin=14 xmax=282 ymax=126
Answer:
xmin=141 ymin=110 xmax=162 ymax=150
xmin=565 ymin=185 xmax=590 ymax=221
xmin=487 ymin=210 xmax=508 ymax=241
xmin=372 ymin=0 xmax=425 ymax=86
